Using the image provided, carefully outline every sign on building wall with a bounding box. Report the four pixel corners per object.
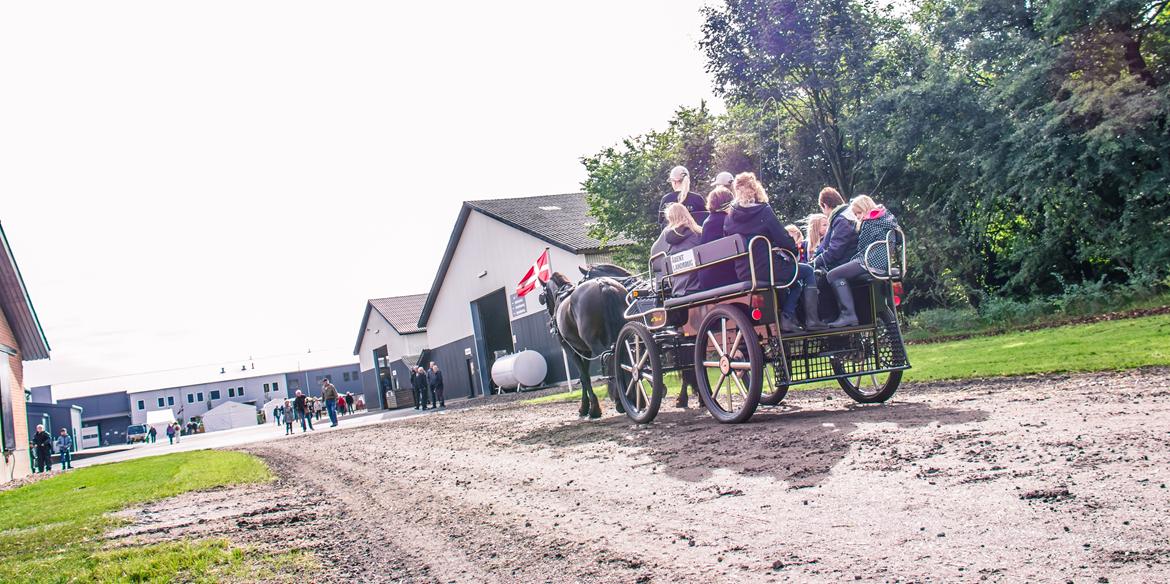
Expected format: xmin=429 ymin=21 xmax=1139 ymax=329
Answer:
xmin=509 ymin=292 xmax=527 ymax=318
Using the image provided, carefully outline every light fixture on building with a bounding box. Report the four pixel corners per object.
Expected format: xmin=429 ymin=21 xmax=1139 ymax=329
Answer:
xmin=477 ymin=270 xmax=487 ymax=278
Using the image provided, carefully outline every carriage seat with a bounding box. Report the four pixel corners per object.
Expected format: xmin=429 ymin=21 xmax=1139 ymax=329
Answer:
xmin=664 ymin=281 xmax=753 ymax=308
xmin=660 ymin=236 xmax=753 ymax=308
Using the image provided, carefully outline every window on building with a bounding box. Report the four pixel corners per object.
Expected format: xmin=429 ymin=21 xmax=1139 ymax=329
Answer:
xmin=263 ymin=383 xmax=269 ymax=392
xmin=238 ymin=386 xmax=244 ymax=395
xmin=315 ymin=375 xmax=322 ymax=382
xmin=273 ymin=382 xmax=279 ymax=392
xmin=210 ymin=390 xmax=220 ymax=400
xmin=227 ymin=387 xmax=234 ymax=398
xmin=353 ymin=370 xmax=359 ymax=380
xmin=137 ymin=400 xmax=145 ymax=410
xmin=197 ymin=392 xmax=204 ymax=402
xmin=342 ymin=372 xmax=350 ymax=382
xmin=157 ymin=398 xmax=165 ymax=407
xmin=167 ymin=396 xmax=175 ymax=406
xmin=187 ymin=394 xmax=194 ymax=404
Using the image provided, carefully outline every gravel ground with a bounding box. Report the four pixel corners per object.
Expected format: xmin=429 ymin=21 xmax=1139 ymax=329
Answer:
xmin=114 ymin=368 xmax=1170 ymax=582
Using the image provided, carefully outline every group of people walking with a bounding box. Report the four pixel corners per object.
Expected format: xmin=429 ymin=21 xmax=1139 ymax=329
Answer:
xmin=278 ymin=380 xmax=364 ymax=435
xmin=30 ymin=424 xmax=73 ymax=473
xmin=410 ymin=363 xmax=445 ymax=410
xmin=654 ymin=166 xmax=900 ymax=332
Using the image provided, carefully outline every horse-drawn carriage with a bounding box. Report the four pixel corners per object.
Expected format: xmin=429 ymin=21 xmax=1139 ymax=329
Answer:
xmin=608 ymin=231 xmax=910 ymax=424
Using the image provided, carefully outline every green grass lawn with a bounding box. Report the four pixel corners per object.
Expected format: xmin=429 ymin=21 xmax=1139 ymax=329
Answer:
xmin=526 ymin=314 xmax=1170 ymax=404
xmin=0 ymin=450 xmax=314 ymax=584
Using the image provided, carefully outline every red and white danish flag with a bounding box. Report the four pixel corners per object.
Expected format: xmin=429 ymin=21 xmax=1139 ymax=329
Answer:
xmin=516 ymin=249 xmax=551 ymax=297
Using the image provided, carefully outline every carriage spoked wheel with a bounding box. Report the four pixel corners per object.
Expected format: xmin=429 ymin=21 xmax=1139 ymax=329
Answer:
xmin=758 ymin=364 xmax=789 ymax=406
xmin=612 ymin=322 xmax=664 ymax=424
xmin=832 ymin=305 xmax=902 ymax=403
xmin=694 ymin=305 xmax=763 ymax=423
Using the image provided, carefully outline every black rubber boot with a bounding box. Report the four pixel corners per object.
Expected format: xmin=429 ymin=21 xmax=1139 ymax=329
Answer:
xmin=828 ymin=280 xmax=859 ymax=328
xmin=780 ymin=312 xmax=802 ymax=333
xmin=802 ymin=288 xmax=830 ymax=331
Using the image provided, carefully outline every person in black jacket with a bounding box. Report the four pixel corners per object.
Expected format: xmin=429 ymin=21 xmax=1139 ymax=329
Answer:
xmin=651 ymin=203 xmax=704 ymax=296
xmin=810 ymin=187 xmax=858 ymax=272
xmin=411 ymin=367 xmax=427 ymax=410
xmin=427 ymin=363 xmax=445 ymax=409
xmin=32 ymin=424 xmax=52 ymax=473
xmin=659 ymin=165 xmax=708 ymax=227
xmin=698 ymin=186 xmax=738 ymax=290
xmin=722 ymin=173 xmax=827 ymax=333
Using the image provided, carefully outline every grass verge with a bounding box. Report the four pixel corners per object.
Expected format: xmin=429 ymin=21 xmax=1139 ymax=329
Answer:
xmin=526 ymin=314 xmax=1170 ymax=404
xmin=0 ymin=450 xmax=314 ymax=583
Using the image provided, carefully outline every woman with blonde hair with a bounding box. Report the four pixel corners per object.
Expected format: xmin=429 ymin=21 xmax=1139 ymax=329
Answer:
xmin=723 ymin=173 xmax=827 ymax=332
xmin=658 ymin=166 xmax=708 ymax=227
xmin=825 ymin=194 xmax=901 ymax=327
xmin=804 ymin=213 xmax=829 ymax=259
xmin=650 ymin=202 xmax=704 ymax=296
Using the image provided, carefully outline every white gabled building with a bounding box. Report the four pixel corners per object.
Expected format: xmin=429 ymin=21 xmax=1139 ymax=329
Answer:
xmin=354 ymin=294 xmax=428 ymax=409
xmin=128 ymin=371 xmax=286 ymax=427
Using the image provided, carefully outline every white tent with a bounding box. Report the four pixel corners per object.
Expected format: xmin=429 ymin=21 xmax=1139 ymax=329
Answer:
xmin=145 ymin=408 xmax=177 ymax=432
xmin=261 ymin=397 xmax=287 ymax=415
xmin=201 ymin=401 xmax=258 ymax=433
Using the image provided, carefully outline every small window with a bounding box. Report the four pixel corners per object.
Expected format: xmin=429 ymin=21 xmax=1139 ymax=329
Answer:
xmin=263 ymin=383 xmax=270 ymax=392
xmin=227 ymin=387 xmax=234 ymax=398
xmin=167 ymin=396 xmax=175 ymax=406
xmin=187 ymin=394 xmax=194 ymax=404
xmin=157 ymin=398 xmax=165 ymax=407
xmin=273 ymin=382 xmax=279 ymax=392
xmin=197 ymin=392 xmax=204 ymax=402
xmin=343 ymin=372 xmax=350 ymax=382
xmin=137 ymin=400 xmax=145 ymax=410
xmin=315 ymin=375 xmax=322 ymax=382
xmin=238 ymin=386 xmax=244 ymax=395
xmin=210 ymin=390 xmax=221 ymax=400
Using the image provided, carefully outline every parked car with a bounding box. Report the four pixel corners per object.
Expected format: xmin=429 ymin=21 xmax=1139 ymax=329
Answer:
xmin=126 ymin=424 xmax=150 ymax=444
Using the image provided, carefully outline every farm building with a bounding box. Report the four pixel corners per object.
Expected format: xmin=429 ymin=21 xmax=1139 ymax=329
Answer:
xmin=0 ymin=221 xmax=51 ymax=483
xmin=354 ymin=294 xmax=428 ymax=409
xmin=412 ymin=192 xmax=630 ymax=399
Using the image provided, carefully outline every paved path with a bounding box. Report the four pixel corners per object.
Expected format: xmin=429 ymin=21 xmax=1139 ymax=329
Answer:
xmin=72 ymin=400 xmax=467 ymax=468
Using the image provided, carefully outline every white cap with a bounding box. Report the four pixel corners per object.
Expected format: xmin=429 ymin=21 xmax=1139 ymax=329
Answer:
xmin=668 ymin=166 xmax=689 ymax=182
xmin=711 ymin=171 xmax=734 ymax=187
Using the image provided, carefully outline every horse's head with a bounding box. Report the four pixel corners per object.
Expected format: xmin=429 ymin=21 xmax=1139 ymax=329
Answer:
xmin=538 ymin=272 xmax=572 ymax=317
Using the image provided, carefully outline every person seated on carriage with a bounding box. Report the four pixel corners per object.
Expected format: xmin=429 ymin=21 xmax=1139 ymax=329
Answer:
xmin=659 ymin=165 xmax=709 ymax=227
xmin=825 ymin=194 xmax=901 ymax=328
xmin=786 ymin=224 xmax=807 ymax=262
xmin=810 ymin=187 xmax=858 ymax=272
xmin=651 ymin=202 xmax=704 ymax=296
xmin=697 ymin=186 xmax=738 ymax=290
xmin=722 ymin=172 xmax=828 ymax=333
xmin=803 ymin=212 xmax=829 ymax=261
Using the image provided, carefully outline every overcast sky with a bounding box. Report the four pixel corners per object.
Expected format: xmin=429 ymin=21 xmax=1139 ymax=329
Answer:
xmin=2 ymin=1 xmax=720 ymax=392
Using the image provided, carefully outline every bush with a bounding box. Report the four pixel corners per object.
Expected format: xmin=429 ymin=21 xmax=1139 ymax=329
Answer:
xmin=907 ymin=307 xmax=982 ymax=336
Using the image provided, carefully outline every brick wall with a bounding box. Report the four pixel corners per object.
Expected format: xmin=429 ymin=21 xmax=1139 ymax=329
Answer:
xmin=0 ymin=307 xmax=31 ymax=482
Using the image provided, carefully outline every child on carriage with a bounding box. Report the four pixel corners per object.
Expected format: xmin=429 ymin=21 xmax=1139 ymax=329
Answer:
xmin=826 ymin=194 xmax=901 ymax=327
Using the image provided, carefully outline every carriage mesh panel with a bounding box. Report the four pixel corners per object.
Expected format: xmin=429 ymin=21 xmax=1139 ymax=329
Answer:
xmin=777 ymin=319 xmax=909 ymax=384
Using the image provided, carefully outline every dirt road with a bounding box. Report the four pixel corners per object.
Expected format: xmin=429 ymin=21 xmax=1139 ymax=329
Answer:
xmin=115 ymin=368 xmax=1170 ymax=582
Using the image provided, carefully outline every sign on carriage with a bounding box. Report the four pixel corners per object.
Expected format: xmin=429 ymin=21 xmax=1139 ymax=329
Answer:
xmin=669 ymin=249 xmax=696 ymax=273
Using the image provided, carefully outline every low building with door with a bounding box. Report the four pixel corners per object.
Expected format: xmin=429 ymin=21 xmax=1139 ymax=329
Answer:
xmin=413 ymin=193 xmax=630 ymax=399
xmin=0 ymin=221 xmax=51 ymax=483
xmin=284 ymin=363 xmax=363 ymax=400
xmin=128 ymin=371 xmax=287 ymax=428
xmin=354 ymin=294 xmax=428 ymax=409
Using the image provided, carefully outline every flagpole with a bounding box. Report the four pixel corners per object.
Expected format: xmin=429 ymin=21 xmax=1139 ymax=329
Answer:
xmin=544 ymin=247 xmax=575 ymax=392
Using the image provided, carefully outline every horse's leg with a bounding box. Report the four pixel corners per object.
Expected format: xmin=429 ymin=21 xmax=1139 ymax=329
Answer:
xmin=574 ymin=350 xmax=590 ymax=418
xmin=604 ymin=354 xmax=625 ymax=415
xmin=578 ymin=355 xmax=602 ymax=419
xmin=675 ymin=370 xmax=692 ymax=409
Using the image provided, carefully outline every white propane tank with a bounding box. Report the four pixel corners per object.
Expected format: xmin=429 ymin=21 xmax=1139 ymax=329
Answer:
xmin=491 ymin=350 xmax=548 ymax=389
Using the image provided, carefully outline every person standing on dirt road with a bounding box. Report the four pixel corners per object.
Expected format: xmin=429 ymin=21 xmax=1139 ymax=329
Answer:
xmin=148 ymin=425 xmax=157 ymax=443
xmin=166 ymin=423 xmax=176 ymax=445
xmin=294 ymin=390 xmax=314 ymax=432
xmin=412 ymin=367 xmax=429 ymax=410
xmin=345 ymin=392 xmax=355 ymax=414
xmin=282 ymin=400 xmax=295 ymax=435
xmin=322 ymin=379 xmax=340 ymax=427
xmin=428 ymin=363 xmax=445 ymax=409
xmin=32 ymin=424 xmax=52 ymax=473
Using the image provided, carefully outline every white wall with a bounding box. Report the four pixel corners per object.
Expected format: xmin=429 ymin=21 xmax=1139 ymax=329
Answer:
xmin=358 ymin=308 xmax=428 ymax=373
xmin=425 ymin=211 xmax=591 ymax=347
xmin=129 ymin=372 xmax=286 ymax=424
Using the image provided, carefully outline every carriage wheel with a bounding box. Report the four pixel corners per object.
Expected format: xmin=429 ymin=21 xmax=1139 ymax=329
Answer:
xmin=694 ymin=305 xmax=762 ymax=424
xmin=758 ymin=364 xmax=789 ymax=406
xmin=833 ymin=305 xmax=902 ymax=403
xmin=612 ymin=322 xmax=664 ymax=424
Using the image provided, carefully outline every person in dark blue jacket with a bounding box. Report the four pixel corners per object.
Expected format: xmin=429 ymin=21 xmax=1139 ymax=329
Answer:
xmin=722 ymin=173 xmax=826 ymax=333
xmin=810 ymin=187 xmax=858 ymax=272
xmin=659 ymin=165 xmax=708 ymax=227
xmin=698 ymin=186 xmax=738 ymax=290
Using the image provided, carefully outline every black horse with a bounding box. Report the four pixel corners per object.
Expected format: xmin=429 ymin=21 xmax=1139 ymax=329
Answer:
xmin=539 ymin=268 xmax=629 ymax=419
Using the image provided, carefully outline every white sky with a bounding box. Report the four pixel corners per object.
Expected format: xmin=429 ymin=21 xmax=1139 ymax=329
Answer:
xmin=2 ymin=1 xmax=720 ymax=393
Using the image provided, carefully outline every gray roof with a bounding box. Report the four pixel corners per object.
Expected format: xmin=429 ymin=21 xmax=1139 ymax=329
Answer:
xmin=417 ymin=193 xmax=632 ymax=327
xmin=353 ymin=293 xmax=428 ymax=355
xmin=369 ymin=294 xmax=428 ymax=335
xmin=465 ymin=193 xmax=634 ymax=253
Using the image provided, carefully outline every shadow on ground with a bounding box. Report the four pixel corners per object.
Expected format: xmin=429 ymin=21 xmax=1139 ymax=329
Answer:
xmin=518 ymin=400 xmax=987 ymax=487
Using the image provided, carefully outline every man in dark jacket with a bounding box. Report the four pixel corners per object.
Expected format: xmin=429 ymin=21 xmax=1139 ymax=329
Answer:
xmin=811 ymin=187 xmax=857 ymax=272
xmin=427 ymin=363 xmax=445 ymax=409
xmin=293 ymin=390 xmax=313 ymax=432
xmin=32 ymin=424 xmax=52 ymax=473
xmin=412 ymin=367 xmax=428 ymax=409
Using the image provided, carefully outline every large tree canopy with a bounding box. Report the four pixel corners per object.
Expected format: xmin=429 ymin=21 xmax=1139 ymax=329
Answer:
xmin=582 ymin=0 xmax=1170 ymax=308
